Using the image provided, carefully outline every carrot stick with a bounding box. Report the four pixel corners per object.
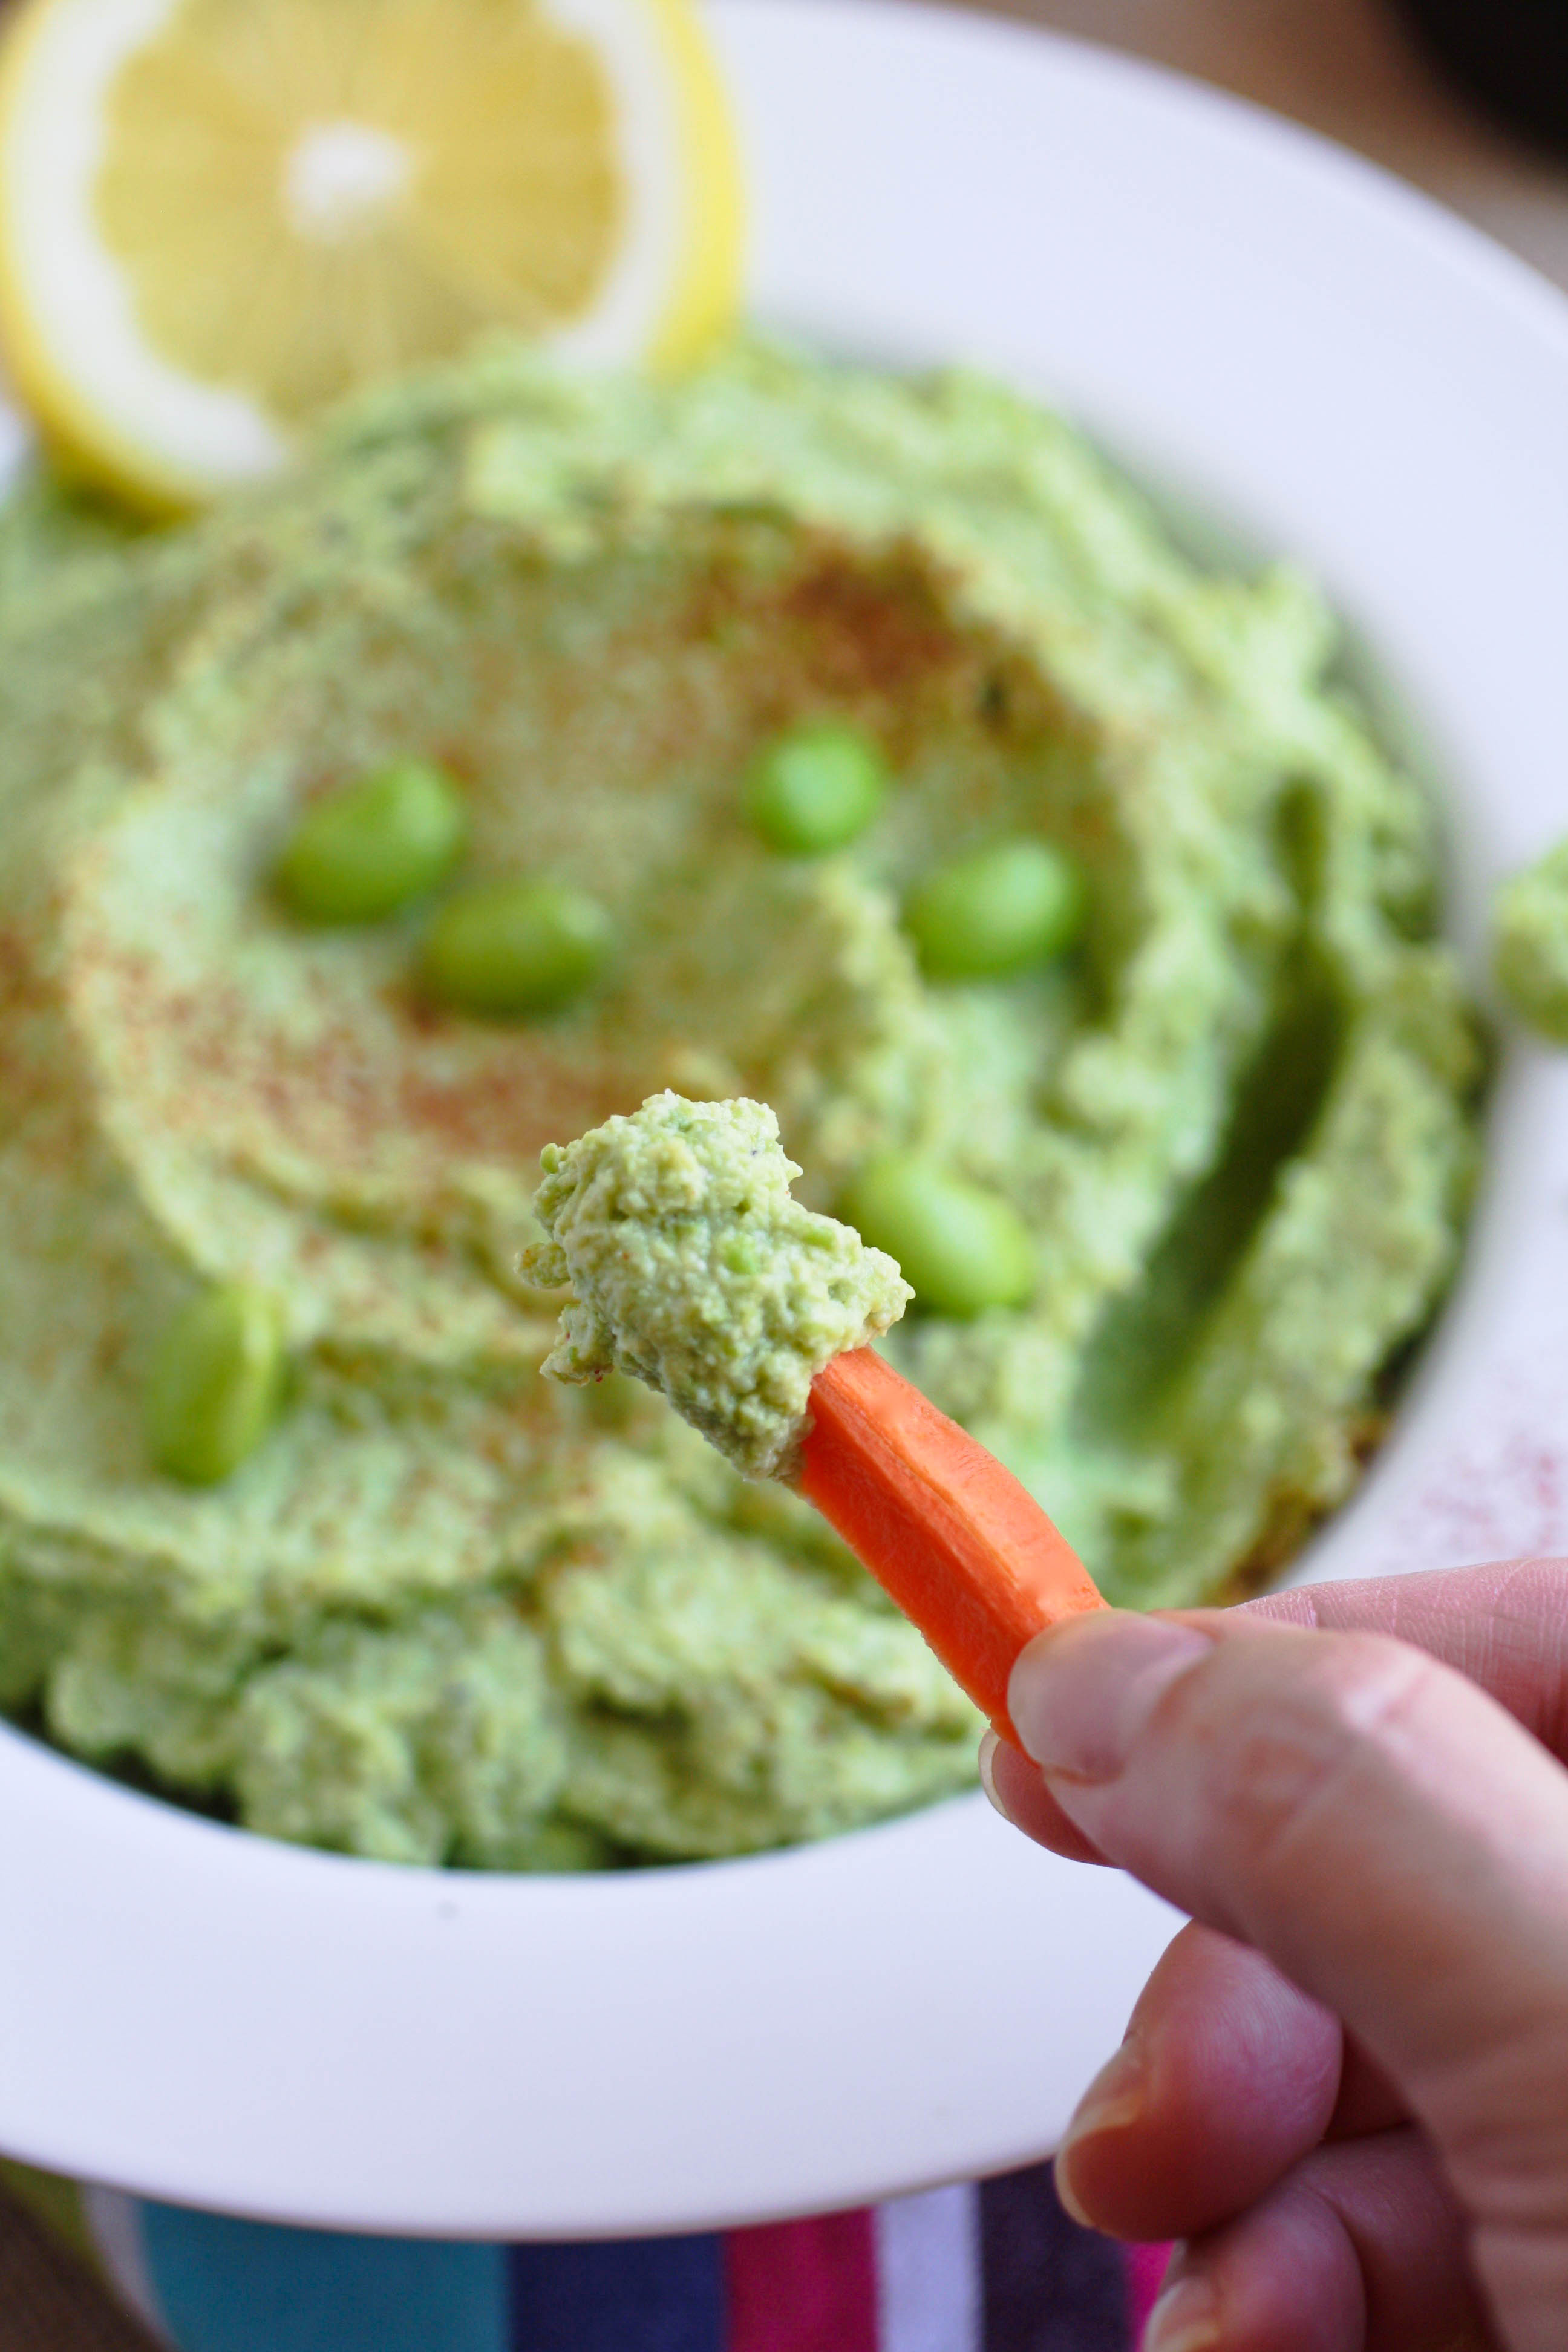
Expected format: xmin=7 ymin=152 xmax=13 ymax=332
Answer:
xmin=795 ymin=1348 xmax=1106 ymax=1746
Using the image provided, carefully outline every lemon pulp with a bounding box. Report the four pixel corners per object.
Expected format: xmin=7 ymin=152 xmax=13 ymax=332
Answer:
xmin=96 ymin=0 xmax=622 ymax=419
xmin=0 ymin=0 xmax=742 ymax=504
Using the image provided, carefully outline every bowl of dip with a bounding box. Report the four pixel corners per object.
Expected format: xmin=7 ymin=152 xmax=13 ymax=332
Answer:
xmin=1 ymin=0 xmax=1566 ymax=2236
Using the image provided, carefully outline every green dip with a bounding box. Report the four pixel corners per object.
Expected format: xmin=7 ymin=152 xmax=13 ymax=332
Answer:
xmin=1493 ymin=840 xmax=1568 ymax=1042
xmin=0 ymin=341 xmax=1479 ymax=1866
xmin=527 ymin=1091 xmax=910 ymax=1478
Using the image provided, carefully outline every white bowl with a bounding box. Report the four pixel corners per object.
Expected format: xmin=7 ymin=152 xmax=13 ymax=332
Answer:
xmin=4 ymin=0 xmax=1568 ymax=2238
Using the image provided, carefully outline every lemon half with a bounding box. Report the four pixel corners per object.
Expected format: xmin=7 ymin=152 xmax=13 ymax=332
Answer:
xmin=0 ymin=0 xmax=742 ymax=507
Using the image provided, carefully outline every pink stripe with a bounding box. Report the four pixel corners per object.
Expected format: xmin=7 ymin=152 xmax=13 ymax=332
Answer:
xmin=1126 ymin=2243 xmax=1174 ymax=2342
xmin=724 ymin=2210 xmax=879 ymax=2352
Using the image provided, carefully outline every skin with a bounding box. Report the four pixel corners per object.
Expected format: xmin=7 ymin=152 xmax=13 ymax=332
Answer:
xmin=978 ymin=1560 xmax=1568 ymax=2352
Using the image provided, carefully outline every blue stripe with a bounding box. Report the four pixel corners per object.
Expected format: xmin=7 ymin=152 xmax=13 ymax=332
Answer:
xmin=138 ymin=2200 xmax=506 ymax=2352
xmin=978 ymin=2163 xmax=1131 ymax=2352
xmin=506 ymin=2232 xmax=725 ymax=2352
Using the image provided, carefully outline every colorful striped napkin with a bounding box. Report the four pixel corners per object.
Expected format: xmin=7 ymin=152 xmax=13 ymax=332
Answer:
xmin=8 ymin=2160 xmax=1170 ymax=2350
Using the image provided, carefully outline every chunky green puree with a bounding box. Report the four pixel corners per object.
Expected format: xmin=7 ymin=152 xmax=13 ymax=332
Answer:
xmin=1493 ymin=840 xmax=1568 ymax=1043
xmin=527 ymin=1092 xmax=910 ymax=1478
xmin=0 ymin=342 xmax=1478 ymax=1867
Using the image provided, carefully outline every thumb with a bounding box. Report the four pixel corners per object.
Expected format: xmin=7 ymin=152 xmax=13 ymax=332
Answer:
xmin=1007 ymin=1609 xmax=1568 ymax=2347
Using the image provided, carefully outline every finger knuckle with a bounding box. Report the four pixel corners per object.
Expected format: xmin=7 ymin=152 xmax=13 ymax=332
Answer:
xmin=1198 ymin=1631 xmax=1436 ymax=1890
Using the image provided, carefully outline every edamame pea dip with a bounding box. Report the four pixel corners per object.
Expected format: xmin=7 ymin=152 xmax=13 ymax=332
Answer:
xmin=0 ymin=342 xmax=1480 ymax=1867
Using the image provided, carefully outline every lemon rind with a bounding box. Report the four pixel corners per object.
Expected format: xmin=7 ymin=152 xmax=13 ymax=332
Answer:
xmin=0 ymin=0 xmax=745 ymax=509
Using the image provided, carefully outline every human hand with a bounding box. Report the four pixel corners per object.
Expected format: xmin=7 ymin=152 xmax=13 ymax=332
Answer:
xmin=978 ymin=1561 xmax=1568 ymax=2352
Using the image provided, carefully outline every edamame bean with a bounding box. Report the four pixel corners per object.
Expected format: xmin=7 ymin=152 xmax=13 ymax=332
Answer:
xmin=146 ymin=1282 xmax=287 ymax=1486
xmin=421 ymin=877 xmax=612 ymax=1016
xmin=743 ymin=721 xmax=888 ymax=855
xmin=275 ymin=759 xmax=467 ymax=924
xmin=904 ymin=835 xmax=1085 ymax=981
xmin=838 ymin=1154 xmax=1034 ymax=1318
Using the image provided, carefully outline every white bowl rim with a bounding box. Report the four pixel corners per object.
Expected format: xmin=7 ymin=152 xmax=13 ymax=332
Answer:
xmin=4 ymin=0 xmax=1568 ymax=2235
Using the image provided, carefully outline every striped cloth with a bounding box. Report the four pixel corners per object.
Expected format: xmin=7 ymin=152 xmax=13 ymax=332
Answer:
xmin=80 ymin=2165 xmax=1170 ymax=2352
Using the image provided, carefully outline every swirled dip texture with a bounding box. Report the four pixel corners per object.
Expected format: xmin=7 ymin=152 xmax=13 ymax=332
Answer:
xmin=528 ymin=1094 xmax=910 ymax=1478
xmin=0 ymin=340 xmax=1479 ymax=1867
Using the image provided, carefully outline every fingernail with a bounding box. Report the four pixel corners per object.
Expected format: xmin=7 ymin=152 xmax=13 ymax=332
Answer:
xmin=977 ymin=1729 xmax=1010 ymax=1820
xmin=1063 ymin=2040 xmax=1147 ymax=2150
xmin=1053 ymin=2040 xmax=1146 ymax=2226
xmin=1142 ymin=2271 xmax=1220 ymax=2352
xmin=1008 ymin=1612 xmax=1214 ymax=1779
xmin=1051 ymin=2150 xmax=1096 ymax=2229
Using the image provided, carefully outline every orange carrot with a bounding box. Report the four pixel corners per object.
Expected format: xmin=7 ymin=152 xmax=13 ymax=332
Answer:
xmin=795 ymin=1348 xmax=1106 ymax=1745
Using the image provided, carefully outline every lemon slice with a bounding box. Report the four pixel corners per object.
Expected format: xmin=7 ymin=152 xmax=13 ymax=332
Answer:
xmin=0 ymin=0 xmax=742 ymax=508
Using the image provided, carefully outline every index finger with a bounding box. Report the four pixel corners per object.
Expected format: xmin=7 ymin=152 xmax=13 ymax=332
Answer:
xmin=1235 ymin=1558 xmax=1568 ymax=1754
xmin=982 ymin=1558 xmax=1568 ymax=1871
